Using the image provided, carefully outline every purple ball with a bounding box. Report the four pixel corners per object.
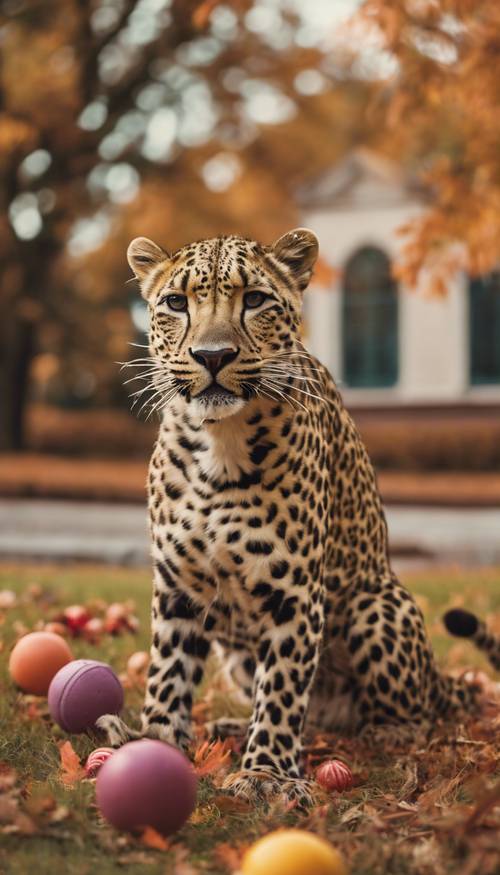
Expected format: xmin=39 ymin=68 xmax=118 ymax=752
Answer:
xmin=96 ymin=739 xmax=198 ymax=835
xmin=48 ymin=659 xmax=123 ymax=733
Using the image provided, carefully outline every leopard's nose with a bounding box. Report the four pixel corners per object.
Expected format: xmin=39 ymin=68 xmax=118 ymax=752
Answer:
xmin=190 ymin=347 xmax=239 ymax=377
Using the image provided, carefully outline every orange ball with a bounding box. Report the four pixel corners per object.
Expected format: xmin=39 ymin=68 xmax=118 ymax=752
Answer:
xmin=9 ymin=632 xmax=73 ymax=695
xmin=241 ymin=829 xmax=347 ymax=875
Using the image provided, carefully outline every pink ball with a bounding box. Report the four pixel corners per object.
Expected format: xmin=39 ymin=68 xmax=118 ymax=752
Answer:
xmin=316 ymin=759 xmax=353 ymax=793
xmin=96 ymin=739 xmax=198 ymax=835
xmin=85 ymin=747 xmax=115 ymax=778
xmin=48 ymin=659 xmax=123 ymax=733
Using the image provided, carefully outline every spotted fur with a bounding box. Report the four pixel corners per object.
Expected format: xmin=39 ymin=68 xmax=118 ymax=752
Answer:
xmin=98 ymin=229 xmax=497 ymax=803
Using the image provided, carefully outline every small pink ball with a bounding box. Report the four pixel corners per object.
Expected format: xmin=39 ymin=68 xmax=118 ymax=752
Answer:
xmin=85 ymin=747 xmax=115 ymax=778
xmin=127 ymin=651 xmax=149 ymax=676
xmin=96 ymin=739 xmax=198 ymax=836
xmin=82 ymin=617 xmax=105 ymax=644
xmin=316 ymin=759 xmax=353 ymax=793
xmin=48 ymin=659 xmax=123 ymax=733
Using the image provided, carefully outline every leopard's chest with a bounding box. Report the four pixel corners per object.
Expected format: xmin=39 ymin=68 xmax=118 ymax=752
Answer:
xmin=148 ymin=464 xmax=261 ymax=615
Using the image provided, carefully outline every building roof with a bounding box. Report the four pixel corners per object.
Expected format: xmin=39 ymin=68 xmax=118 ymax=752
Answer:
xmin=296 ymin=148 xmax=430 ymax=211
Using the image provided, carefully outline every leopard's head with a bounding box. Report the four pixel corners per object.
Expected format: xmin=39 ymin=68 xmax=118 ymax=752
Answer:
xmin=127 ymin=229 xmax=318 ymax=422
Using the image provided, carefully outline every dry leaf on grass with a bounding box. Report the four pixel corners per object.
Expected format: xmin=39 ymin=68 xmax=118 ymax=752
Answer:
xmin=140 ymin=825 xmax=170 ymax=851
xmin=58 ymin=740 xmax=85 ymax=785
xmin=213 ymin=841 xmax=244 ymax=871
xmin=0 ymin=764 xmax=17 ymax=793
xmin=212 ymin=793 xmax=252 ymax=815
xmin=172 ymin=844 xmax=199 ymax=875
xmin=464 ymin=780 xmax=500 ymax=831
xmin=193 ymin=738 xmax=232 ymax=778
xmin=0 ymin=797 xmax=37 ymax=835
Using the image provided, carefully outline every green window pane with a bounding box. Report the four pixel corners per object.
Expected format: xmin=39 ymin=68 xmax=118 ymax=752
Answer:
xmin=342 ymin=246 xmax=399 ymax=388
xmin=469 ymin=273 xmax=500 ymax=385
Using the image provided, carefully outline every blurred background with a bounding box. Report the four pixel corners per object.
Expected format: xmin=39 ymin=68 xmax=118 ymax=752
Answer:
xmin=0 ymin=0 xmax=499 ymax=564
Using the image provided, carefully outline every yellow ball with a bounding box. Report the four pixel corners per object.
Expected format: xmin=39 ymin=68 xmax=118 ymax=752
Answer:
xmin=241 ymin=829 xmax=347 ymax=875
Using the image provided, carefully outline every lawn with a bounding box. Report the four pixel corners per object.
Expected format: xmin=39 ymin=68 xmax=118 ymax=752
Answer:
xmin=0 ymin=563 xmax=499 ymax=875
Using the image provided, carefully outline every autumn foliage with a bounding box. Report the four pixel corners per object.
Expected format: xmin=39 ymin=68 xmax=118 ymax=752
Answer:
xmin=362 ymin=0 xmax=500 ymax=293
xmin=0 ymin=0 xmax=365 ymax=449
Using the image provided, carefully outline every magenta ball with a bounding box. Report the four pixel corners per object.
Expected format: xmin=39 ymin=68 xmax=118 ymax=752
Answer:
xmin=96 ymin=739 xmax=198 ymax=835
xmin=48 ymin=659 xmax=123 ymax=733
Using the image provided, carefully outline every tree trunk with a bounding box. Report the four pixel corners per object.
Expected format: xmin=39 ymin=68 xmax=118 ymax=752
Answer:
xmin=0 ymin=311 xmax=35 ymax=451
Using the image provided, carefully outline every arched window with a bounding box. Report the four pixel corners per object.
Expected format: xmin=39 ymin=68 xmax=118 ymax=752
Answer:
xmin=469 ymin=273 xmax=500 ymax=385
xmin=342 ymin=246 xmax=398 ymax=388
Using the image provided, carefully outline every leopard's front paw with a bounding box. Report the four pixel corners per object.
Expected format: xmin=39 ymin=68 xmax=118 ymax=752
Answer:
xmin=222 ymin=769 xmax=318 ymax=807
xmin=96 ymin=714 xmax=142 ymax=748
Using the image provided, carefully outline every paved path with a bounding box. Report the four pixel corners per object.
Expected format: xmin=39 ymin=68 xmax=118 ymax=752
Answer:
xmin=0 ymin=499 xmax=499 ymax=566
xmin=0 ymin=499 xmax=148 ymax=566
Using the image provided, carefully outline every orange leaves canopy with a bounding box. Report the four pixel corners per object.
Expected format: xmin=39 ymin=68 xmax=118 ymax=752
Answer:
xmin=362 ymin=0 xmax=500 ymax=286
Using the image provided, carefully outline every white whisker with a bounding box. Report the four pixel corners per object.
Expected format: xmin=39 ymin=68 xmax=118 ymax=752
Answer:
xmin=260 ymin=378 xmax=307 ymax=413
xmin=262 ymin=374 xmax=325 ymax=405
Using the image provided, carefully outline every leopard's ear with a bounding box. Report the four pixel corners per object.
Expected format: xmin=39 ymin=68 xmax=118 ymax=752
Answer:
xmin=127 ymin=237 xmax=169 ymax=293
xmin=271 ymin=228 xmax=319 ymax=291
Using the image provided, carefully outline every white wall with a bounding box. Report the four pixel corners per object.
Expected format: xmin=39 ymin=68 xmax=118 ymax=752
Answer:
xmin=302 ymin=202 xmax=471 ymax=403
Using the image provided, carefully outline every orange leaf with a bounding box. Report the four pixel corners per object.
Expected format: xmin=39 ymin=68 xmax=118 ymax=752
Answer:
xmin=140 ymin=826 xmax=170 ymax=850
xmin=213 ymin=841 xmax=244 ymax=871
xmin=193 ymin=739 xmax=232 ymax=777
xmin=58 ymin=740 xmax=85 ymax=785
xmin=192 ymin=0 xmax=219 ymax=29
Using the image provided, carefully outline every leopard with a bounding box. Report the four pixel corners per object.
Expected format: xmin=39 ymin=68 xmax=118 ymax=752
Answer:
xmin=99 ymin=228 xmax=499 ymax=803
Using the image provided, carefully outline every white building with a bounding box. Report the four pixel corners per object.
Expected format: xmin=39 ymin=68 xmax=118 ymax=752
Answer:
xmin=302 ymin=149 xmax=500 ymax=408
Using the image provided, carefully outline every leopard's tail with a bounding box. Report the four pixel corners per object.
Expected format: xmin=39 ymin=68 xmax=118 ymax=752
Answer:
xmin=443 ymin=609 xmax=500 ymax=671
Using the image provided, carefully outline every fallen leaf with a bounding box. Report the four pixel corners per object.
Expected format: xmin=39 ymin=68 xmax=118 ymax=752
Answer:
xmin=51 ymin=805 xmax=70 ymax=823
xmin=58 ymin=740 xmax=85 ymax=785
xmin=193 ymin=739 xmax=232 ymax=778
xmin=140 ymin=825 xmax=170 ymax=851
xmin=173 ymin=844 xmax=198 ymax=875
xmin=24 ymin=793 xmax=56 ymax=818
xmin=188 ymin=804 xmax=213 ymax=824
xmin=0 ymin=764 xmax=17 ymax=793
xmin=212 ymin=794 xmax=252 ymax=814
xmin=0 ymin=798 xmax=37 ymax=834
xmin=464 ymin=780 xmax=500 ymax=830
xmin=213 ymin=841 xmax=244 ymax=871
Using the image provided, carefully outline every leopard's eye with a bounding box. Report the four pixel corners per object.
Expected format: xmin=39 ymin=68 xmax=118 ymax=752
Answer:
xmin=163 ymin=294 xmax=188 ymax=312
xmin=244 ymin=291 xmax=267 ymax=309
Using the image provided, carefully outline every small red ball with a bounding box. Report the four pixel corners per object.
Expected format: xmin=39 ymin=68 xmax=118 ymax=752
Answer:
xmin=85 ymin=747 xmax=114 ymax=778
xmin=64 ymin=605 xmax=90 ymax=632
xmin=316 ymin=760 xmax=353 ymax=793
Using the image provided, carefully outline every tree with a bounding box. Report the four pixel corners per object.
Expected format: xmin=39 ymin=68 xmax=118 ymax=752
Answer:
xmin=358 ymin=0 xmax=500 ymax=293
xmin=1 ymin=0 xmax=341 ymax=449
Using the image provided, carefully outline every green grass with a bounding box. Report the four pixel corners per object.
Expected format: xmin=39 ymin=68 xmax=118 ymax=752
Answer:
xmin=0 ymin=562 xmax=499 ymax=875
